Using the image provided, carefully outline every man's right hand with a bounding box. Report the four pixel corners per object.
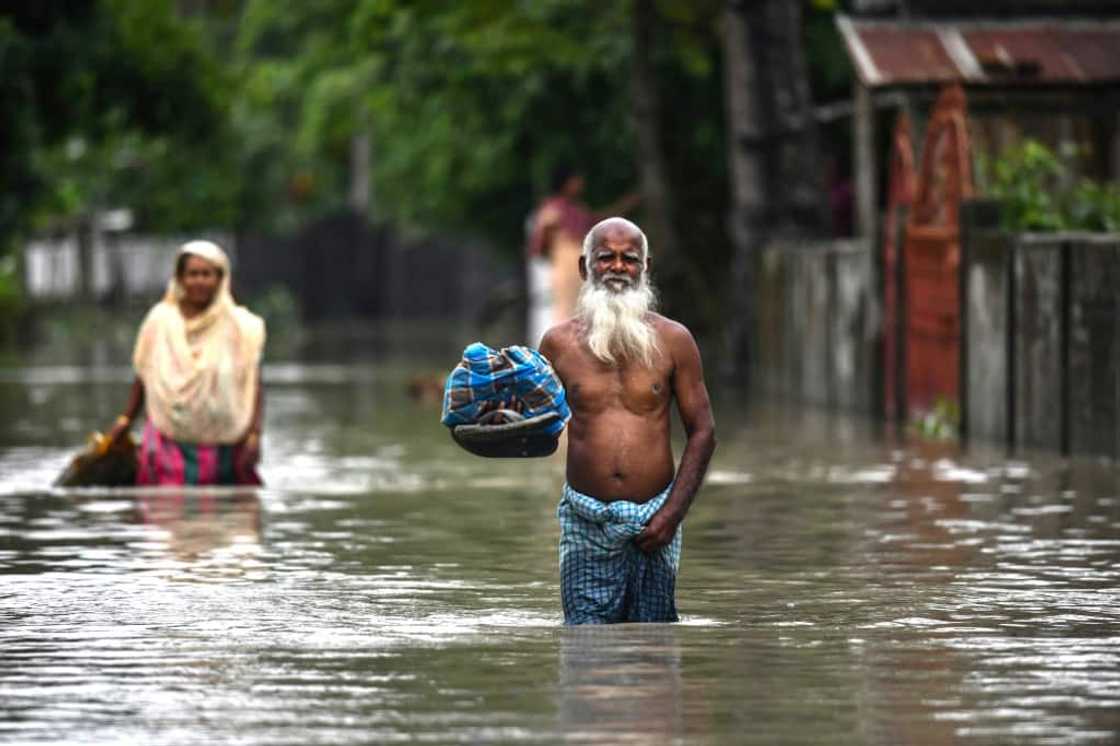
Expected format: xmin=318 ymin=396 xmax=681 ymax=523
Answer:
xmin=635 ymin=508 xmax=680 ymax=554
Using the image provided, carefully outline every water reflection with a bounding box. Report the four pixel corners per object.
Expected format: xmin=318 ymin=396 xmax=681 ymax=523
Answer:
xmin=882 ymin=440 xmax=980 ymax=568
xmin=134 ymin=490 xmax=261 ymax=565
xmin=557 ymin=625 xmax=683 ymax=743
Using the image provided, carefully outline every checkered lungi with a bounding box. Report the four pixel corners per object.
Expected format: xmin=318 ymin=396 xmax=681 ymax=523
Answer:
xmin=558 ymin=482 xmax=682 ymax=625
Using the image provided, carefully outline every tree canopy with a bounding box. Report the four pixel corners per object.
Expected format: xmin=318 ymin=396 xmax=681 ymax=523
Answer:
xmin=1 ymin=0 xmax=850 ymax=336
xmin=1 ymin=0 xmax=237 ymax=240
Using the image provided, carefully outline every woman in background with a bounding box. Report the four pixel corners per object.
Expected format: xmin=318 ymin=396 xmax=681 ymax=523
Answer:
xmin=106 ymin=240 xmax=266 ymax=485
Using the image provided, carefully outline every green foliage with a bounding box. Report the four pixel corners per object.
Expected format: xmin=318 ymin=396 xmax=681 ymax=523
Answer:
xmin=909 ymin=397 xmax=959 ymax=441
xmin=1 ymin=1 xmax=238 ymax=246
xmin=983 ymin=139 xmax=1120 ymax=233
xmin=232 ymin=0 xmax=647 ymax=245
xmin=985 ymin=140 xmax=1065 ymax=231
xmin=222 ymin=0 xmax=737 ymax=339
xmin=804 ymin=1 xmax=852 ymax=102
xmin=1067 ymin=180 xmax=1120 ymax=233
xmin=0 ymin=254 xmax=23 ymax=326
xmin=1 ymin=0 xmax=847 ymax=338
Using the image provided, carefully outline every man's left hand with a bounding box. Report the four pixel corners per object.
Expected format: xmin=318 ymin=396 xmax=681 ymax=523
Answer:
xmin=635 ymin=510 xmax=679 ymax=554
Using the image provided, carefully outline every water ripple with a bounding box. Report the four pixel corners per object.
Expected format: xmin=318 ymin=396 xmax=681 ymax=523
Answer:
xmin=1 ymin=372 xmax=1119 ymax=743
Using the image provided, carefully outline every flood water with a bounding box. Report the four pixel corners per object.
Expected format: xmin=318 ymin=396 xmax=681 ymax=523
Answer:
xmin=2 ymin=347 xmax=1119 ymax=744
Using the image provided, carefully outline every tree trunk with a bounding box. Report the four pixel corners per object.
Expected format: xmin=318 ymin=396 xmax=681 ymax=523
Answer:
xmin=349 ymin=130 xmax=371 ymax=217
xmin=721 ymin=1 xmax=768 ymax=377
xmin=722 ymin=0 xmax=826 ymax=376
xmin=630 ymin=0 xmax=680 ymax=264
xmin=630 ymin=0 xmax=718 ymax=330
xmin=763 ymin=0 xmax=827 ymax=234
xmin=349 ymin=97 xmax=373 ymax=218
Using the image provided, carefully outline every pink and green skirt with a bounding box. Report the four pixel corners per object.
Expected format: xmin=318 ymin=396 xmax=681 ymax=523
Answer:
xmin=136 ymin=422 xmax=262 ymax=486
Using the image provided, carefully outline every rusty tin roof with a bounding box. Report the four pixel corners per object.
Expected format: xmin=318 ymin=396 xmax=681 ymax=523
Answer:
xmin=836 ymin=15 xmax=1120 ymax=87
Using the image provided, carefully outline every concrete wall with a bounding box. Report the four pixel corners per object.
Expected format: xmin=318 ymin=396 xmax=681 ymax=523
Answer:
xmin=755 ymin=239 xmax=879 ymax=414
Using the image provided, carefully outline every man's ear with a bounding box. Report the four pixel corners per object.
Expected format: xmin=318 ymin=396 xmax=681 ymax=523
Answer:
xmin=578 ymin=256 xmax=587 ymax=281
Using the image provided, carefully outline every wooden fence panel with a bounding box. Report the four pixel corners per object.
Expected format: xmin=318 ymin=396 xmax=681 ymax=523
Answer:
xmin=1014 ymin=237 xmax=1065 ymax=452
xmin=833 ymin=243 xmax=876 ymax=412
xmin=1069 ymin=238 xmax=1120 ymax=458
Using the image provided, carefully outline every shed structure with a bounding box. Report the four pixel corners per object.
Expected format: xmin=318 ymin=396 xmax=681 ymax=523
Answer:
xmin=837 ymin=14 xmax=1120 ymax=243
xmin=835 ymin=12 xmax=1120 ymax=421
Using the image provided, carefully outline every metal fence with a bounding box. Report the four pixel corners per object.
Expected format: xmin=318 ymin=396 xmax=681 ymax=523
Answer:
xmin=235 ymin=212 xmax=512 ymax=323
xmin=22 ymin=213 xmax=515 ymax=327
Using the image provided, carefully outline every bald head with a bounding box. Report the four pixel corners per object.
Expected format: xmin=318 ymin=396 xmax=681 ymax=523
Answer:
xmin=582 ymin=217 xmax=649 ymax=264
xmin=576 ymin=217 xmax=659 ymax=368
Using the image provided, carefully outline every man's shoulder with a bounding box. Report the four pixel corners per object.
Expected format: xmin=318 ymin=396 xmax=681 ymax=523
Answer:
xmin=649 ymin=313 xmax=693 ymax=342
xmin=649 ymin=313 xmax=702 ymax=366
xmin=544 ymin=320 xmax=603 ymax=377
xmin=541 ymin=318 xmax=581 ymax=346
xmin=539 ymin=319 xmax=578 ymax=364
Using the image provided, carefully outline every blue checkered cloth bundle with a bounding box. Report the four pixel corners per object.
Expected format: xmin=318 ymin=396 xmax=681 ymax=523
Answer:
xmin=441 ymin=342 xmax=570 ymax=435
xmin=558 ymin=482 xmax=682 ymax=624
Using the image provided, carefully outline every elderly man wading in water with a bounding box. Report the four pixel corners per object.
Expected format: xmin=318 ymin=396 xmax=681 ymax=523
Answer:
xmin=539 ymin=217 xmax=716 ymax=624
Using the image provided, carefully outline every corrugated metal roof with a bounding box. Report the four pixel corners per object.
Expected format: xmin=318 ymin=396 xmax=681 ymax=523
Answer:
xmin=836 ymin=16 xmax=1120 ymax=87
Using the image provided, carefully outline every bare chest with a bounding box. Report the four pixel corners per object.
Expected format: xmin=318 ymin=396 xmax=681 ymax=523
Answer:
xmin=563 ymin=360 xmax=672 ymax=416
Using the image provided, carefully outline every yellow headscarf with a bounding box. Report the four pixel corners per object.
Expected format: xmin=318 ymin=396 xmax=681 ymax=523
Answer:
xmin=133 ymin=241 xmax=266 ymax=444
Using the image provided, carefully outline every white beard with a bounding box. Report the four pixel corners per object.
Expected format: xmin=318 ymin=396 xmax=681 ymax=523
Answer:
xmin=575 ymin=273 xmax=659 ymax=368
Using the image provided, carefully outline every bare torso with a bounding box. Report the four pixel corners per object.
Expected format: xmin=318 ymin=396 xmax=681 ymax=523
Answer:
xmin=543 ymin=315 xmax=678 ymax=502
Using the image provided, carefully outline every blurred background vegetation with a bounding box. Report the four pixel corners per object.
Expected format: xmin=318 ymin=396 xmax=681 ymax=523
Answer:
xmin=980 ymin=140 xmax=1120 ymax=233
xmin=0 ymin=0 xmax=855 ymax=344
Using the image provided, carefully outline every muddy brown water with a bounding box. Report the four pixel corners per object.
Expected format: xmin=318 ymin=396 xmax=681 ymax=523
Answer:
xmin=1 ymin=359 xmax=1118 ymax=744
